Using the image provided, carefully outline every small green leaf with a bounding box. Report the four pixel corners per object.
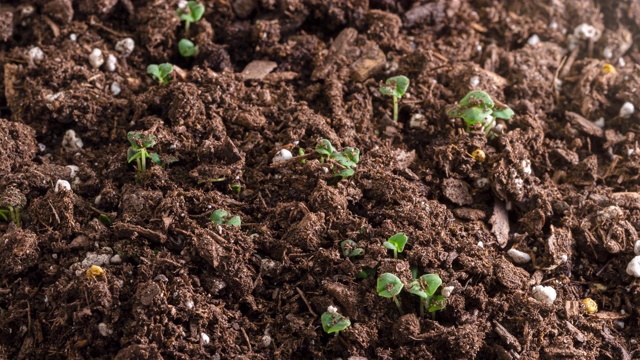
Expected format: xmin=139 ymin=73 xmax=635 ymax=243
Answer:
xmin=407 ymin=280 xmax=428 ymax=299
xmin=321 ymin=311 xmax=351 ymax=334
xmin=376 ymin=273 xmax=403 ymax=298
xmin=147 ymin=64 xmax=161 ymax=79
xmin=420 ymin=274 xmax=442 ymax=297
xmin=383 ymin=241 xmax=396 ymax=251
xmin=315 ymin=139 xmax=335 ymax=157
xmin=0 ymin=209 xmax=9 ymax=222
xmin=226 ymin=215 xmax=241 ymax=227
xmin=492 ymin=106 xmax=514 ymax=120
xmin=187 ymin=1 xmax=205 ymax=21
xmin=387 ymin=233 xmax=408 ymax=253
xmin=179 ymin=39 xmax=198 ymax=57
xmin=210 ymin=209 xmax=229 ymax=225
xmin=343 ymin=148 xmax=360 ymax=164
xmin=379 ymin=84 xmax=398 ymax=98
xmin=340 ymin=240 xmax=364 ymax=258
xmin=335 ymin=168 xmax=355 ymax=178
xmin=459 ymin=90 xmax=494 ymax=109
xmin=460 ymin=107 xmax=492 ymax=126
xmin=98 ymin=214 xmax=112 ymax=227
xmin=127 ymin=148 xmax=143 ymax=163
xmin=127 ymin=132 xmax=142 ymax=149
xmin=148 ymin=152 xmax=164 ymax=166
xmin=333 ymin=153 xmax=357 ymax=169
xmin=158 ymin=63 xmax=173 ymax=78
xmin=387 ymin=75 xmax=410 ymax=97
xmin=428 ymin=294 xmax=447 ymax=312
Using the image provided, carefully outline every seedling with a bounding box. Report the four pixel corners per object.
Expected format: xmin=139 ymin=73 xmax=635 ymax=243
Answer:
xmin=98 ymin=214 xmax=112 ymax=227
xmin=0 ymin=186 xmax=26 ymax=227
xmin=321 ymin=306 xmax=351 ymax=336
xmin=147 ymin=63 xmax=173 ymax=84
xmin=407 ymin=273 xmax=447 ymax=318
xmin=177 ymin=1 xmax=205 ymax=32
xmin=377 ymin=273 xmax=404 ymax=314
xmin=340 ymin=240 xmax=364 ymax=258
xmin=178 ymin=39 xmax=198 ymax=57
xmin=315 ymin=139 xmax=360 ymax=179
xmin=210 ymin=209 xmax=241 ymax=227
xmin=446 ymin=90 xmax=514 ymax=135
xmin=383 ymin=232 xmax=407 ymax=259
xmin=127 ymin=132 xmax=163 ymax=175
xmin=379 ymin=75 xmax=410 ymax=122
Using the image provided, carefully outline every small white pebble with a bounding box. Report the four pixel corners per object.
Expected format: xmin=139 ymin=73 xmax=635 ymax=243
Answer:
xmin=200 ymin=333 xmax=210 ymax=345
xmin=105 ymin=54 xmax=117 ymax=72
xmin=94 ymin=195 xmax=102 ymax=206
xmin=635 ymin=241 xmax=640 ymax=255
xmin=409 ymin=113 xmax=425 ymax=128
xmin=441 ymin=286 xmax=454 ymax=298
xmin=594 ymin=117 xmax=605 ymax=128
xmin=69 ymin=33 xmax=77 ymax=41
xmin=260 ymin=335 xmax=272 ymax=348
xmin=469 ymin=75 xmax=480 ymax=87
xmin=621 ymin=309 xmax=626 ymax=315
xmin=185 ymin=299 xmax=194 ymax=310
xmin=619 ymin=57 xmax=626 ymax=67
xmin=98 ymin=323 xmax=112 ymax=337
xmin=619 ymin=102 xmax=634 ymax=118
xmin=521 ymin=159 xmax=532 ymax=175
xmin=507 ymin=248 xmax=531 ymax=264
xmin=477 ymin=241 xmax=484 ymax=248
xmin=177 ymin=0 xmax=188 ymax=8
xmin=115 ymin=38 xmax=135 ymax=57
xmin=628 ymin=149 xmax=635 ymax=156
xmin=52 ymin=254 xmax=58 ymax=259
xmin=89 ymin=48 xmax=104 ymax=69
xmin=272 ymin=149 xmax=293 ymax=164
xmin=109 ymin=254 xmax=122 ymax=264
xmin=549 ymin=21 xmax=558 ymax=30
xmin=66 ymin=165 xmax=79 ymax=178
xmin=62 ymin=129 xmax=84 ymax=152
xmin=45 ymin=92 xmax=64 ymax=103
xmin=561 ymin=254 xmax=568 ymax=262
xmin=38 ymin=143 xmax=46 ymax=152
xmin=110 ymin=82 xmax=121 ymax=96
xmin=327 ymin=305 xmax=338 ymax=314
xmin=54 ymin=179 xmax=71 ymax=193
xmin=603 ymin=47 xmax=613 ymax=59
xmin=573 ymin=23 xmax=600 ymax=40
xmin=527 ymin=34 xmax=540 ymax=46
xmin=474 ymin=178 xmax=490 ymax=189
xmin=532 ymin=285 xmax=557 ymax=305
xmin=626 ymin=256 xmax=640 ymax=277
xmin=28 ymin=47 xmax=44 ymax=62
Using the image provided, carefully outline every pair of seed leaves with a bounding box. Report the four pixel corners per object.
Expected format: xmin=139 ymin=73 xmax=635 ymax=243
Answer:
xmin=447 ymin=90 xmax=514 ymax=127
xmin=377 ymin=273 xmax=446 ymax=312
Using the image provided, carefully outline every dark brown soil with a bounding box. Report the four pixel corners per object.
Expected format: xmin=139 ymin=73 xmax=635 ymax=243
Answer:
xmin=1 ymin=0 xmax=640 ymax=359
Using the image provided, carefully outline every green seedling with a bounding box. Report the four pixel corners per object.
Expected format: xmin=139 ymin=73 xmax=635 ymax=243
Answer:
xmin=380 ymin=75 xmax=410 ymax=122
xmin=298 ymin=148 xmax=306 ymax=164
xmin=315 ymin=139 xmax=360 ymax=179
xmin=377 ymin=273 xmax=404 ymax=314
xmin=178 ymin=39 xmax=198 ymax=57
xmin=383 ymin=232 xmax=407 ymax=259
xmin=321 ymin=307 xmax=351 ymax=336
xmin=147 ymin=63 xmax=174 ymax=84
xmin=0 ymin=186 xmax=26 ymax=227
xmin=230 ymin=183 xmax=242 ymax=194
xmin=127 ymin=132 xmax=164 ymax=175
xmin=210 ymin=209 xmax=241 ymax=227
xmin=177 ymin=1 xmax=205 ymax=32
xmin=340 ymin=239 xmax=364 ymax=258
xmin=407 ymin=273 xmax=447 ymax=318
xmin=98 ymin=214 xmax=112 ymax=227
xmin=446 ymin=90 xmax=514 ymax=135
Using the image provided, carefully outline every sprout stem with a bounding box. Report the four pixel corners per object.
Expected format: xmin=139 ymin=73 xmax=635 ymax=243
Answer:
xmin=9 ymin=206 xmax=20 ymax=227
xmin=393 ymin=96 xmax=398 ymax=122
xmin=393 ymin=295 xmax=404 ymax=315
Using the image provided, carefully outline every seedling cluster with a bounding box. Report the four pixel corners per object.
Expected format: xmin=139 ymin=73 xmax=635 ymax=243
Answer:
xmin=0 ymin=186 xmax=25 ymax=227
xmin=383 ymin=232 xmax=407 ymax=259
xmin=380 ymin=75 xmax=410 ymax=122
xmin=147 ymin=63 xmax=174 ymax=84
xmin=447 ymin=90 xmax=514 ymax=135
xmin=177 ymin=1 xmax=204 ymax=58
xmin=407 ymin=273 xmax=447 ymax=318
xmin=340 ymin=239 xmax=364 ymax=258
xmin=127 ymin=132 xmax=164 ymax=175
xmin=210 ymin=209 xmax=241 ymax=227
xmin=315 ymin=139 xmax=360 ymax=179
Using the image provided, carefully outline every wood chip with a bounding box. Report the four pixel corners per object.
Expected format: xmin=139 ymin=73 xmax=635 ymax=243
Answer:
xmin=241 ymin=60 xmax=278 ymax=80
xmin=493 ymin=322 xmax=522 ymax=352
xmin=565 ymin=111 xmax=604 ymax=138
xmin=113 ymin=222 xmax=166 ymax=243
xmin=611 ymin=192 xmax=640 ymax=209
xmin=490 ymin=201 xmax=510 ymax=248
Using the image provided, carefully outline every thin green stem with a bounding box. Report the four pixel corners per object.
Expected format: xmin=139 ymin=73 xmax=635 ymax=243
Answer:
xmin=141 ymin=151 xmax=147 ymax=172
xmin=393 ymin=96 xmax=398 ymax=122
xmin=9 ymin=206 xmax=20 ymax=227
xmin=392 ymin=295 xmax=404 ymax=315
xmin=393 ymin=249 xmax=397 ymax=259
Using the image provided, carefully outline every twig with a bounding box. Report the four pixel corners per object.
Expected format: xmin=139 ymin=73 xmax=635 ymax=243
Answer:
xmin=296 ymin=287 xmax=318 ymax=317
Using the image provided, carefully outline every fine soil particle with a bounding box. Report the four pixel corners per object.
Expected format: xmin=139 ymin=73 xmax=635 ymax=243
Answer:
xmin=1 ymin=0 xmax=640 ymax=359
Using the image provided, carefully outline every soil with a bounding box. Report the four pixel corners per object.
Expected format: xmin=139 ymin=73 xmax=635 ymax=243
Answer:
xmin=1 ymin=0 xmax=640 ymax=359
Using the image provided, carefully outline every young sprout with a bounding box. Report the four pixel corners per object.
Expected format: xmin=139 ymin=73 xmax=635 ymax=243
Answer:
xmin=315 ymin=139 xmax=360 ymax=179
xmin=407 ymin=273 xmax=447 ymax=318
xmin=178 ymin=39 xmax=198 ymax=57
xmin=177 ymin=1 xmax=205 ymax=32
xmin=379 ymin=75 xmax=410 ymax=122
xmin=98 ymin=214 xmax=112 ymax=227
xmin=321 ymin=306 xmax=351 ymax=336
xmin=383 ymin=232 xmax=408 ymax=259
xmin=147 ymin=63 xmax=174 ymax=84
xmin=340 ymin=239 xmax=364 ymax=258
xmin=446 ymin=90 xmax=514 ymax=135
xmin=377 ymin=273 xmax=404 ymax=314
xmin=127 ymin=132 xmax=164 ymax=175
xmin=210 ymin=209 xmax=241 ymax=227
xmin=0 ymin=186 xmax=26 ymax=227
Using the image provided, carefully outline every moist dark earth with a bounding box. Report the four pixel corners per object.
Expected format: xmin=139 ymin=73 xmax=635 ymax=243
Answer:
xmin=1 ymin=0 xmax=640 ymax=359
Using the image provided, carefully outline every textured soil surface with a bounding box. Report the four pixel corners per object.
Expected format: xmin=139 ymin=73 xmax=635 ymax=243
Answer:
xmin=2 ymin=0 xmax=640 ymax=359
